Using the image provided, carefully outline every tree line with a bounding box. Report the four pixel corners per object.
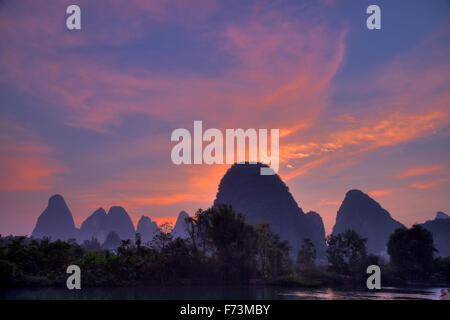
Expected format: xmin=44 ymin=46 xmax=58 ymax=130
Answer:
xmin=1 ymin=204 xmax=449 ymax=288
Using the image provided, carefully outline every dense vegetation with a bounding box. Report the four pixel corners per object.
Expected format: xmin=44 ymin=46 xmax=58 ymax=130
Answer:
xmin=1 ymin=205 xmax=449 ymax=288
xmin=0 ymin=205 xmax=290 ymax=287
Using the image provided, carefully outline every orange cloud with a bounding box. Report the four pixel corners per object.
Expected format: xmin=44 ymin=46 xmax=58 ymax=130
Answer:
xmin=281 ymin=109 xmax=448 ymax=181
xmin=127 ymin=193 xmax=211 ymax=207
xmin=319 ymin=200 xmax=341 ymax=206
xmin=328 ymin=111 xmax=447 ymax=151
xmin=278 ymin=30 xmax=449 ymax=183
xmin=71 ymin=164 xmax=229 ymax=224
xmin=0 ymin=157 xmax=53 ymax=192
xmin=398 ymin=165 xmax=441 ymax=178
xmin=369 ymin=189 xmax=393 ymax=197
xmin=0 ymin=1 xmax=347 ymax=136
xmin=410 ymin=178 xmax=449 ymax=190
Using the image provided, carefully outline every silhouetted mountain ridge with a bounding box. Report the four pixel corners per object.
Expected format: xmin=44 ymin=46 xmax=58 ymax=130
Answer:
xmin=32 ymin=195 xmax=136 ymax=243
xmin=172 ymin=211 xmax=190 ymax=239
xmin=435 ymin=211 xmax=449 ymax=220
xmin=104 ymin=206 xmax=135 ymax=241
xmin=79 ymin=206 xmax=135 ymax=242
xmin=30 ymin=176 xmax=449 ymax=258
xmin=420 ymin=211 xmax=450 ymax=257
xmin=332 ymin=189 xmax=404 ymax=255
xmin=31 ymin=194 xmax=77 ymax=241
xmin=79 ymin=208 xmax=108 ymax=242
xmin=137 ymin=216 xmax=160 ymax=244
xmin=214 ymin=163 xmax=327 ymax=258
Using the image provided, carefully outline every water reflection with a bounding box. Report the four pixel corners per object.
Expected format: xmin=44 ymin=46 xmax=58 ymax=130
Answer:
xmin=0 ymin=286 xmax=444 ymax=300
xmin=279 ymin=287 xmax=443 ymax=300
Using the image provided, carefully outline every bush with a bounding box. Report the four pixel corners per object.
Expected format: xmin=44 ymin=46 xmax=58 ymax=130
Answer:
xmin=0 ymin=259 xmax=19 ymax=286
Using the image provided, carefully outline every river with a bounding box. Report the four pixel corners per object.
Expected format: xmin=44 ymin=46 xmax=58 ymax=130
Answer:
xmin=0 ymin=285 xmax=444 ymax=300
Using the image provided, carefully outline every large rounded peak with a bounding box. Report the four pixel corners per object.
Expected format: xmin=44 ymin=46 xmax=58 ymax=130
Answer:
xmin=215 ymin=162 xmax=299 ymax=215
xmin=223 ymin=162 xmax=269 ymax=174
xmin=218 ymin=163 xmax=282 ymax=188
xmin=346 ymin=189 xmax=364 ymax=195
xmin=48 ymin=194 xmax=69 ymax=210
xmin=344 ymin=189 xmax=369 ymax=200
xmin=214 ymin=162 xmax=326 ymax=258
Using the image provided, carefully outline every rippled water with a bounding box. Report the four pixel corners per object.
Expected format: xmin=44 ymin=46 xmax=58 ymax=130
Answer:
xmin=0 ymin=286 xmax=444 ymax=300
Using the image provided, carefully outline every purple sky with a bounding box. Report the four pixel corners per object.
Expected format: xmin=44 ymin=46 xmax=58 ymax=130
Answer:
xmin=0 ymin=0 xmax=449 ymax=236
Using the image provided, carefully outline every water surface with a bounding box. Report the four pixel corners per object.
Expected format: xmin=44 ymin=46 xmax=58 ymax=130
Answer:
xmin=0 ymin=285 xmax=444 ymax=300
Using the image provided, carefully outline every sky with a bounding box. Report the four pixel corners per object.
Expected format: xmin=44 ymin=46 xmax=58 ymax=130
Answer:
xmin=0 ymin=0 xmax=449 ymax=236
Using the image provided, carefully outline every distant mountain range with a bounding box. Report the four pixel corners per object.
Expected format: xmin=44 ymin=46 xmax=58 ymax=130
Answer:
xmin=332 ymin=191 xmax=449 ymax=257
xmin=30 ymin=163 xmax=449 ymax=257
xmin=31 ymin=195 xmax=190 ymax=249
xmin=77 ymin=206 xmax=135 ymax=244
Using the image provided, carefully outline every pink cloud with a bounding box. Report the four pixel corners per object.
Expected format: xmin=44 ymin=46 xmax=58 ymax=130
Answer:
xmin=319 ymin=200 xmax=341 ymax=206
xmin=0 ymin=120 xmax=65 ymax=192
xmin=0 ymin=1 xmax=347 ymax=135
xmin=410 ymin=178 xmax=449 ymax=190
xmin=398 ymin=165 xmax=442 ymax=179
xmin=369 ymin=189 xmax=394 ymax=197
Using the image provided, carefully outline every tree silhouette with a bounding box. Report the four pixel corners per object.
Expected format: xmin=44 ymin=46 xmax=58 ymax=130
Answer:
xmin=152 ymin=222 xmax=173 ymax=251
xmin=387 ymin=225 xmax=436 ymax=280
xmin=297 ymin=238 xmax=317 ymax=267
xmin=326 ymin=230 xmax=367 ymax=276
